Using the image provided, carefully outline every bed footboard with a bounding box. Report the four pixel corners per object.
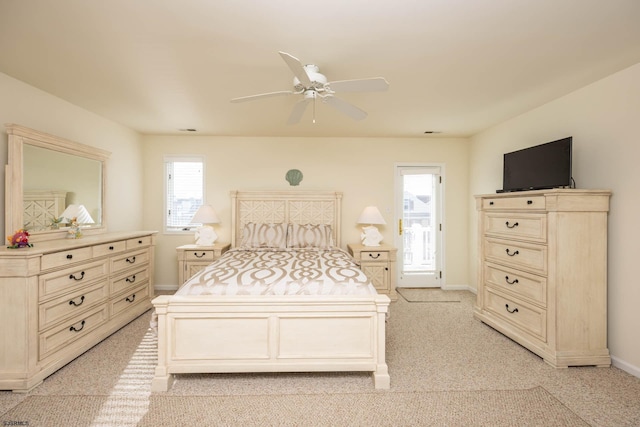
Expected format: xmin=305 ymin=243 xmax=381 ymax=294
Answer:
xmin=151 ymin=295 xmax=390 ymax=391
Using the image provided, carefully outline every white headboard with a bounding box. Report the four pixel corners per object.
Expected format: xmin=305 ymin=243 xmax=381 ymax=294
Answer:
xmin=230 ymin=190 xmax=343 ymax=248
xmin=23 ymin=190 xmax=67 ymax=231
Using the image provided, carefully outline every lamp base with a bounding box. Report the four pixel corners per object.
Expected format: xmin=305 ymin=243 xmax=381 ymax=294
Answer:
xmin=360 ymin=225 xmax=383 ymax=247
xmin=195 ymin=226 xmax=218 ymax=246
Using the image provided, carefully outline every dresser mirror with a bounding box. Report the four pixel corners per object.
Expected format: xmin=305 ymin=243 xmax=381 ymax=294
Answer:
xmin=5 ymin=124 xmax=110 ymax=241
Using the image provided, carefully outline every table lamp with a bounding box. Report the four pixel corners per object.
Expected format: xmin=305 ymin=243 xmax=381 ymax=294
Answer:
xmin=357 ymin=206 xmax=386 ymax=246
xmin=190 ymin=204 xmax=220 ymax=246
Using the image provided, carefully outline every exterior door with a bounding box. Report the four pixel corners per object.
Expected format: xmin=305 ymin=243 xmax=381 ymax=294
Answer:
xmin=395 ymin=165 xmax=442 ymax=288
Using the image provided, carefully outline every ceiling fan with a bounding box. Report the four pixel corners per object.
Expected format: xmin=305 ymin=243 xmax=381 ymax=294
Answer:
xmin=230 ymin=51 xmax=389 ymax=124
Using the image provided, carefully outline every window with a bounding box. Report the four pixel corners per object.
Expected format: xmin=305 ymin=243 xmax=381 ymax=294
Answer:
xmin=164 ymin=156 xmax=204 ymax=232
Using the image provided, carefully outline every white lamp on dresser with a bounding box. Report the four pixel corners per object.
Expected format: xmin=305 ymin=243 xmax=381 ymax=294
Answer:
xmin=191 ymin=204 xmax=220 ymax=246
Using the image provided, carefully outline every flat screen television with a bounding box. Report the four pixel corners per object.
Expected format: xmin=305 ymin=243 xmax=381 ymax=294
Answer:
xmin=499 ymin=137 xmax=573 ymax=193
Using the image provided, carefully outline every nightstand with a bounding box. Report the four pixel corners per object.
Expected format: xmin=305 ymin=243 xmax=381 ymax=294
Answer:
xmin=347 ymin=243 xmax=397 ymax=301
xmin=176 ymin=242 xmax=231 ymax=287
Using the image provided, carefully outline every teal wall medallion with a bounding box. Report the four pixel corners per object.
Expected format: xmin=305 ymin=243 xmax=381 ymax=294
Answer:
xmin=285 ymin=169 xmax=303 ymax=186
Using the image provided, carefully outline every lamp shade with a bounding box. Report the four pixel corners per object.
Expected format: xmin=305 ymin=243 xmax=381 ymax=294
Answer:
xmin=60 ymin=204 xmax=94 ymax=224
xmin=357 ymin=206 xmax=386 ymax=225
xmin=190 ymin=204 xmax=220 ymax=225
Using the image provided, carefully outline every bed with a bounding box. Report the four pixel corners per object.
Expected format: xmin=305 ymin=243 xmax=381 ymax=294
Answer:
xmin=151 ymin=190 xmax=390 ymax=391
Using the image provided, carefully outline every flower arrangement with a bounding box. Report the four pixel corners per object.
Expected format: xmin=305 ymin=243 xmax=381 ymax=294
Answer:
xmin=7 ymin=229 xmax=33 ymax=249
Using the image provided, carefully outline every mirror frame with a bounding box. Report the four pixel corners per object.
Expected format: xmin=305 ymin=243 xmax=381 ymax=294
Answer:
xmin=5 ymin=124 xmax=110 ymax=242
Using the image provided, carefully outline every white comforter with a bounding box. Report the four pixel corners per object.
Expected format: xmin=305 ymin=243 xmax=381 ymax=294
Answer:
xmin=177 ymin=248 xmax=377 ymax=296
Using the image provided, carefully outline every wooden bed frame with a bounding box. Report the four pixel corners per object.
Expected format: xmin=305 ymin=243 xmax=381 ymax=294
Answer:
xmin=151 ymin=190 xmax=390 ymax=392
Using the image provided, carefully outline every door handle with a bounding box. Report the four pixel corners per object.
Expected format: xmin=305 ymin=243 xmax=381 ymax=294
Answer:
xmin=398 ymin=219 xmax=403 ymax=236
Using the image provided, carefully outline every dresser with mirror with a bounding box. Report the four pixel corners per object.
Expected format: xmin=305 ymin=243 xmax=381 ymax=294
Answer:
xmin=1 ymin=124 xmax=156 ymax=392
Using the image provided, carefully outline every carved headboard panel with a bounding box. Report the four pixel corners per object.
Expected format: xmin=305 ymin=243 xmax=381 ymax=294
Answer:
xmin=230 ymin=190 xmax=343 ymax=248
xmin=23 ymin=190 xmax=67 ymax=231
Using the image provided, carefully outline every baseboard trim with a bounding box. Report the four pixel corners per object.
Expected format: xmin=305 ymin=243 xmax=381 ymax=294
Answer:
xmin=155 ymin=284 xmax=179 ymax=292
xmin=611 ymin=355 xmax=640 ymax=379
xmin=441 ymin=284 xmax=476 ymax=294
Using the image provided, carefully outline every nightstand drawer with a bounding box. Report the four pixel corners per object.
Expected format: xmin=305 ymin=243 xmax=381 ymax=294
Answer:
xmin=360 ymin=251 xmax=389 ymax=261
xmin=484 ymin=287 xmax=546 ymax=341
xmin=185 ymin=250 xmax=215 ymax=262
xmin=485 ymin=238 xmax=547 ymax=275
xmin=484 ymin=213 xmax=547 ymax=243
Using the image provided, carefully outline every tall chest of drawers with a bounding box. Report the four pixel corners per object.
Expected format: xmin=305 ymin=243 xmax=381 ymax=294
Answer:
xmin=0 ymin=231 xmax=156 ymax=392
xmin=474 ymin=190 xmax=611 ymax=368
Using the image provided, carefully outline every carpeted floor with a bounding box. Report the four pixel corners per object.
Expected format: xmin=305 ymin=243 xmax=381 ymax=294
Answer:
xmin=396 ymin=287 xmax=463 ymax=302
xmin=3 ymin=387 xmax=587 ymax=427
xmin=1 ymin=290 xmax=640 ymax=426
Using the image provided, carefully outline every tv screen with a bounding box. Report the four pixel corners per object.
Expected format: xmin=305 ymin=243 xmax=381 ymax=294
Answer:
xmin=500 ymin=137 xmax=572 ymax=192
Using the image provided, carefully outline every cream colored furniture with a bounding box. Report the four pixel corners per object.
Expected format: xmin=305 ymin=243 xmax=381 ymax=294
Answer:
xmin=347 ymin=243 xmax=398 ymax=301
xmin=0 ymin=231 xmax=156 ymax=392
xmin=5 ymin=124 xmax=109 ymax=242
xmin=474 ymin=189 xmax=611 ymax=368
xmin=176 ymin=242 xmax=231 ymax=287
xmin=152 ymin=191 xmax=390 ymax=392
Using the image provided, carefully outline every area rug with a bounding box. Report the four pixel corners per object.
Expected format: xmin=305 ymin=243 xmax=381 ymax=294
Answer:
xmin=396 ymin=287 xmax=462 ymax=302
xmin=1 ymin=387 xmax=587 ymax=427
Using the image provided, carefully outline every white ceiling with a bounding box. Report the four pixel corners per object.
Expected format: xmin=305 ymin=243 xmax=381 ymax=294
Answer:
xmin=1 ymin=0 xmax=640 ymax=138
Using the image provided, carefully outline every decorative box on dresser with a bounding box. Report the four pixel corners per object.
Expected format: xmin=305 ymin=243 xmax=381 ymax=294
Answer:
xmin=347 ymin=243 xmax=398 ymax=301
xmin=474 ymin=189 xmax=611 ymax=368
xmin=176 ymin=242 xmax=231 ymax=287
xmin=0 ymin=231 xmax=156 ymax=392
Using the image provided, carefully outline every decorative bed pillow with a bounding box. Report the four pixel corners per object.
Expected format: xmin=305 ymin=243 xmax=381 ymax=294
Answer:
xmin=287 ymin=223 xmax=334 ymax=249
xmin=240 ymin=223 xmax=287 ymax=249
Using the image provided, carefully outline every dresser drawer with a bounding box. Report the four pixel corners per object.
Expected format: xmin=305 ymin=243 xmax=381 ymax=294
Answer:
xmin=93 ymin=240 xmax=126 ymax=257
xmin=484 ymin=263 xmax=546 ymax=305
xmin=185 ymin=250 xmax=215 ymax=262
xmin=40 ymin=247 xmax=93 ymax=271
xmin=39 ymin=280 xmax=109 ymax=330
xmin=484 ymin=238 xmax=547 ymax=275
xmin=111 ymin=266 xmax=150 ymax=295
xmin=111 ymin=249 xmax=150 ymax=274
xmin=482 ymin=196 xmax=546 ymax=211
xmin=484 ymin=287 xmax=546 ymax=341
xmin=126 ymin=236 xmax=152 ymax=249
xmin=39 ymin=304 xmax=109 ymax=360
xmin=360 ymin=251 xmax=390 ymax=262
xmin=39 ymin=259 xmax=109 ymax=301
xmin=484 ymin=213 xmax=547 ymax=243
xmin=110 ymin=283 xmax=150 ymax=318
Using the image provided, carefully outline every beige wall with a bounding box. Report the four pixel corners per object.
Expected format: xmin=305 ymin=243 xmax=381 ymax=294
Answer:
xmin=468 ymin=62 xmax=640 ymax=375
xmin=141 ymin=135 xmax=470 ymax=291
xmin=0 ymin=72 xmax=145 ymax=236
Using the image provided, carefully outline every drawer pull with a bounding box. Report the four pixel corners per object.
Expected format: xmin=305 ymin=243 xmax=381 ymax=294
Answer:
xmin=368 ymin=253 xmax=381 ymax=259
xmin=505 ymin=249 xmax=519 ymax=257
xmin=505 ymin=304 xmax=519 ymax=314
xmin=505 ymin=221 xmax=519 ymax=229
xmin=505 ymin=276 xmax=519 ymax=285
xmin=69 ymin=271 xmax=85 ymax=281
xmin=138 ymin=240 xmax=143 ymax=244
xmin=489 ymin=201 xmax=494 ymax=205
xmin=68 ymin=295 xmax=85 ymax=306
xmin=194 ymin=252 xmax=207 ymax=258
xmin=126 ymin=294 xmax=136 ymax=303
xmin=69 ymin=320 xmax=86 ymax=332
xmin=126 ymin=256 xmax=136 ymax=264
xmin=125 ymin=275 xmax=136 ymax=283
xmin=527 ymin=200 xmax=533 ymax=205
xmin=66 ymin=254 xmax=73 ymax=259
xmin=109 ymin=246 xmax=115 ymax=250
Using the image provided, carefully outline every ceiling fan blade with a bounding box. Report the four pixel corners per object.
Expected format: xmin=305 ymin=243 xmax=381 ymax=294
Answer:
xmin=287 ymin=98 xmax=311 ymax=125
xmin=230 ymin=90 xmax=294 ymax=103
xmin=327 ymin=77 xmax=389 ymax=93
xmin=279 ymin=51 xmax=312 ymax=88
xmin=324 ymin=95 xmax=368 ymax=121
